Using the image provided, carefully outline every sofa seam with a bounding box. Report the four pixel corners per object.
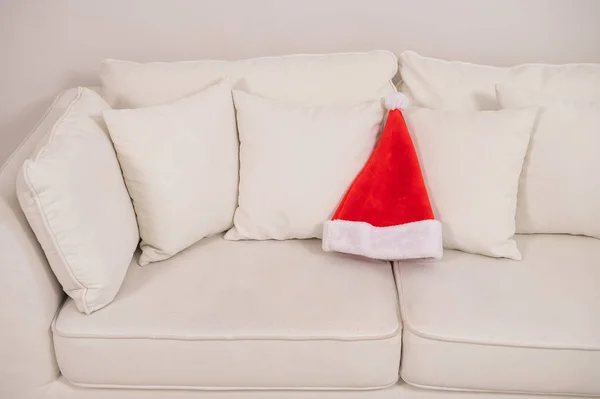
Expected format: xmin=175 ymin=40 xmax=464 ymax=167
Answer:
xmin=23 ymin=166 xmax=89 ymax=312
xmin=102 ymin=51 xmax=399 ymax=107
xmin=403 ymin=327 xmax=600 ymax=351
xmin=33 ymin=87 xmax=83 ymax=161
xmin=103 ymin=50 xmax=398 ymax=68
xmin=381 ymin=50 xmax=399 ymax=95
xmin=52 ymin=325 xmax=403 ymax=342
xmin=394 ymin=262 xmax=600 ymax=352
xmin=401 ymin=374 xmax=598 ymax=398
xmin=0 ymin=89 xmax=69 ymax=174
xmin=400 ymin=49 xmax=600 ymax=69
xmin=62 ymin=376 xmax=400 ymax=391
xmin=22 ymin=87 xmax=91 ymax=314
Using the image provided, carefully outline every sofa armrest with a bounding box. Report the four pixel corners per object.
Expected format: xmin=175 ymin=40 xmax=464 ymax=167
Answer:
xmin=0 ymin=89 xmax=83 ymax=398
xmin=0 ymin=199 xmax=63 ymax=397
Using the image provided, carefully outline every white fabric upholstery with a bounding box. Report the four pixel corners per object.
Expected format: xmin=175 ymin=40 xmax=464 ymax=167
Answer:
xmin=0 ymin=89 xmax=85 ymax=398
xmin=395 ymin=234 xmax=600 ymax=396
xmin=16 ymin=87 xmax=139 ymax=313
xmin=103 ymin=80 xmax=238 ymax=266
xmin=42 ymin=377 xmax=581 ymax=399
xmin=497 ymin=86 xmax=600 ymax=238
xmin=2 ymin=86 xmax=592 ymax=399
xmin=101 ymin=51 xmax=397 ymax=108
xmin=53 ymin=235 xmax=401 ymax=390
xmin=226 ymin=90 xmax=384 ymax=240
xmin=399 ymin=50 xmax=600 ymax=110
xmin=403 ymin=107 xmax=537 ymax=259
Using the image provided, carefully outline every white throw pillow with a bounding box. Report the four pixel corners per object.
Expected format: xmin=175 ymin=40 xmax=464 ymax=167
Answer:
xmin=225 ymin=90 xmax=384 ymax=241
xmin=403 ymin=106 xmax=538 ymax=259
xmin=101 ymin=51 xmax=397 ymax=108
xmin=16 ymin=87 xmax=139 ymax=314
xmin=399 ymin=51 xmax=600 ymax=110
xmin=103 ymin=80 xmax=238 ymax=266
xmin=497 ymin=85 xmax=600 ymax=238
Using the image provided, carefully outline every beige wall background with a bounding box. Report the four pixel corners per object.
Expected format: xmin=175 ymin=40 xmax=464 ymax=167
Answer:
xmin=2 ymin=0 xmax=600 ymax=165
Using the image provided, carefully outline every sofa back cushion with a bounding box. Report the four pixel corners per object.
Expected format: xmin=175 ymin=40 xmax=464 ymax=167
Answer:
xmin=399 ymin=51 xmax=600 ymax=110
xmin=16 ymin=87 xmax=139 ymax=314
xmin=101 ymin=51 xmax=397 ymax=108
xmin=497 ymin=85 xmax=600 ymax=238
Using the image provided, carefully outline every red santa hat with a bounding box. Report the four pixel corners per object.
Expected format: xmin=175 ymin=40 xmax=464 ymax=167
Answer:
xmin=322 ymin=92 xmax=443 ymax=261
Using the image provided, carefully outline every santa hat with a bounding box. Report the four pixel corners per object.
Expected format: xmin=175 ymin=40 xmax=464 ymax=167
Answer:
xmin=322 ymin=92 xmax=443 ymax=261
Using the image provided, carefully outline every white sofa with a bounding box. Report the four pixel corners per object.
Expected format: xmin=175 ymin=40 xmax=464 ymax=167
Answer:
xmin=1 ymin=55 xmax=599 ymax=399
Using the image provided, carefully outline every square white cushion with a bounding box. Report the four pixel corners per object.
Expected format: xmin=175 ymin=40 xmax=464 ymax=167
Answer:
xmin=101 ymin=51 xmax=397 ymax=108
xmin=103 ymin=80 xmax=238 ymax=266
xmin=403 ymin=106 xmax=537 ymax=259
xmin=225 ymin=91 xmax=384 ymax=240
xmin=16 ymin=87 xmax=139 ymax=314
xmin=497 ymin=85 xmax=600 ymax=238
xmin=399 ymin=50 xmax=600 ymax=110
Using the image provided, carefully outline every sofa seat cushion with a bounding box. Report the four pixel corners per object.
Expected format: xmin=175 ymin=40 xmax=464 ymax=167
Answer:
xmin=53 ymin=235 xmax=401 ymax=390
xmin=395 ymin=234 xmax=600 ymax=396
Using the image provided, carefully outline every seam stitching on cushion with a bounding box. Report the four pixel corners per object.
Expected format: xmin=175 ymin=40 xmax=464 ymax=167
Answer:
xmin=400 ymin=50 xmax=600 ymax=69
xmin=23 ymin=87 xmax=91 ymax=314
xmin=403 ymin=325 xmax=600 ymax=351
xmin=401 ymin=374 xmax=598 ymax=397
xmin=34 ymin=87 xmax=83 ymax=160
xmin=0 ymin=89 xmax=70 ymax=174
xmin=104 ymin=50 xmax=398 ymax=67
xmin=62 ymin=377 xmax=400 ymax=391
xmin=23 ymin=165 xmax=89 ymax=314
xmin=52 ymin=325 xmax=403 ymax=342
xmin=394 ymin=262 xmax=600 ymax=351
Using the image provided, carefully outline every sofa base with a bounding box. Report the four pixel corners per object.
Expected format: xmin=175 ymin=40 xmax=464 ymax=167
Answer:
xmin=41 ymin=377 xmax=586 ymax=399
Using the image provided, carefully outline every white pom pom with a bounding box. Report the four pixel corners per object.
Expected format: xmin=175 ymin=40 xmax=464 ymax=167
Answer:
xmin=384 ymin=92 xmax=410 ymax=110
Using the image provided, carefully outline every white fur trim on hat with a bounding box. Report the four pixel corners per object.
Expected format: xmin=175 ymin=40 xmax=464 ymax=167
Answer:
xmin=384 ymin=92 xmax=410 ymax=110
xmin=322 ymin=219 xmax=442 ymax=261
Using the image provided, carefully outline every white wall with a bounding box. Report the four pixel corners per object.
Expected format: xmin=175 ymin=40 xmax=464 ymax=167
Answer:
xmin=2 ymin=0 xmax=600 ymax=165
